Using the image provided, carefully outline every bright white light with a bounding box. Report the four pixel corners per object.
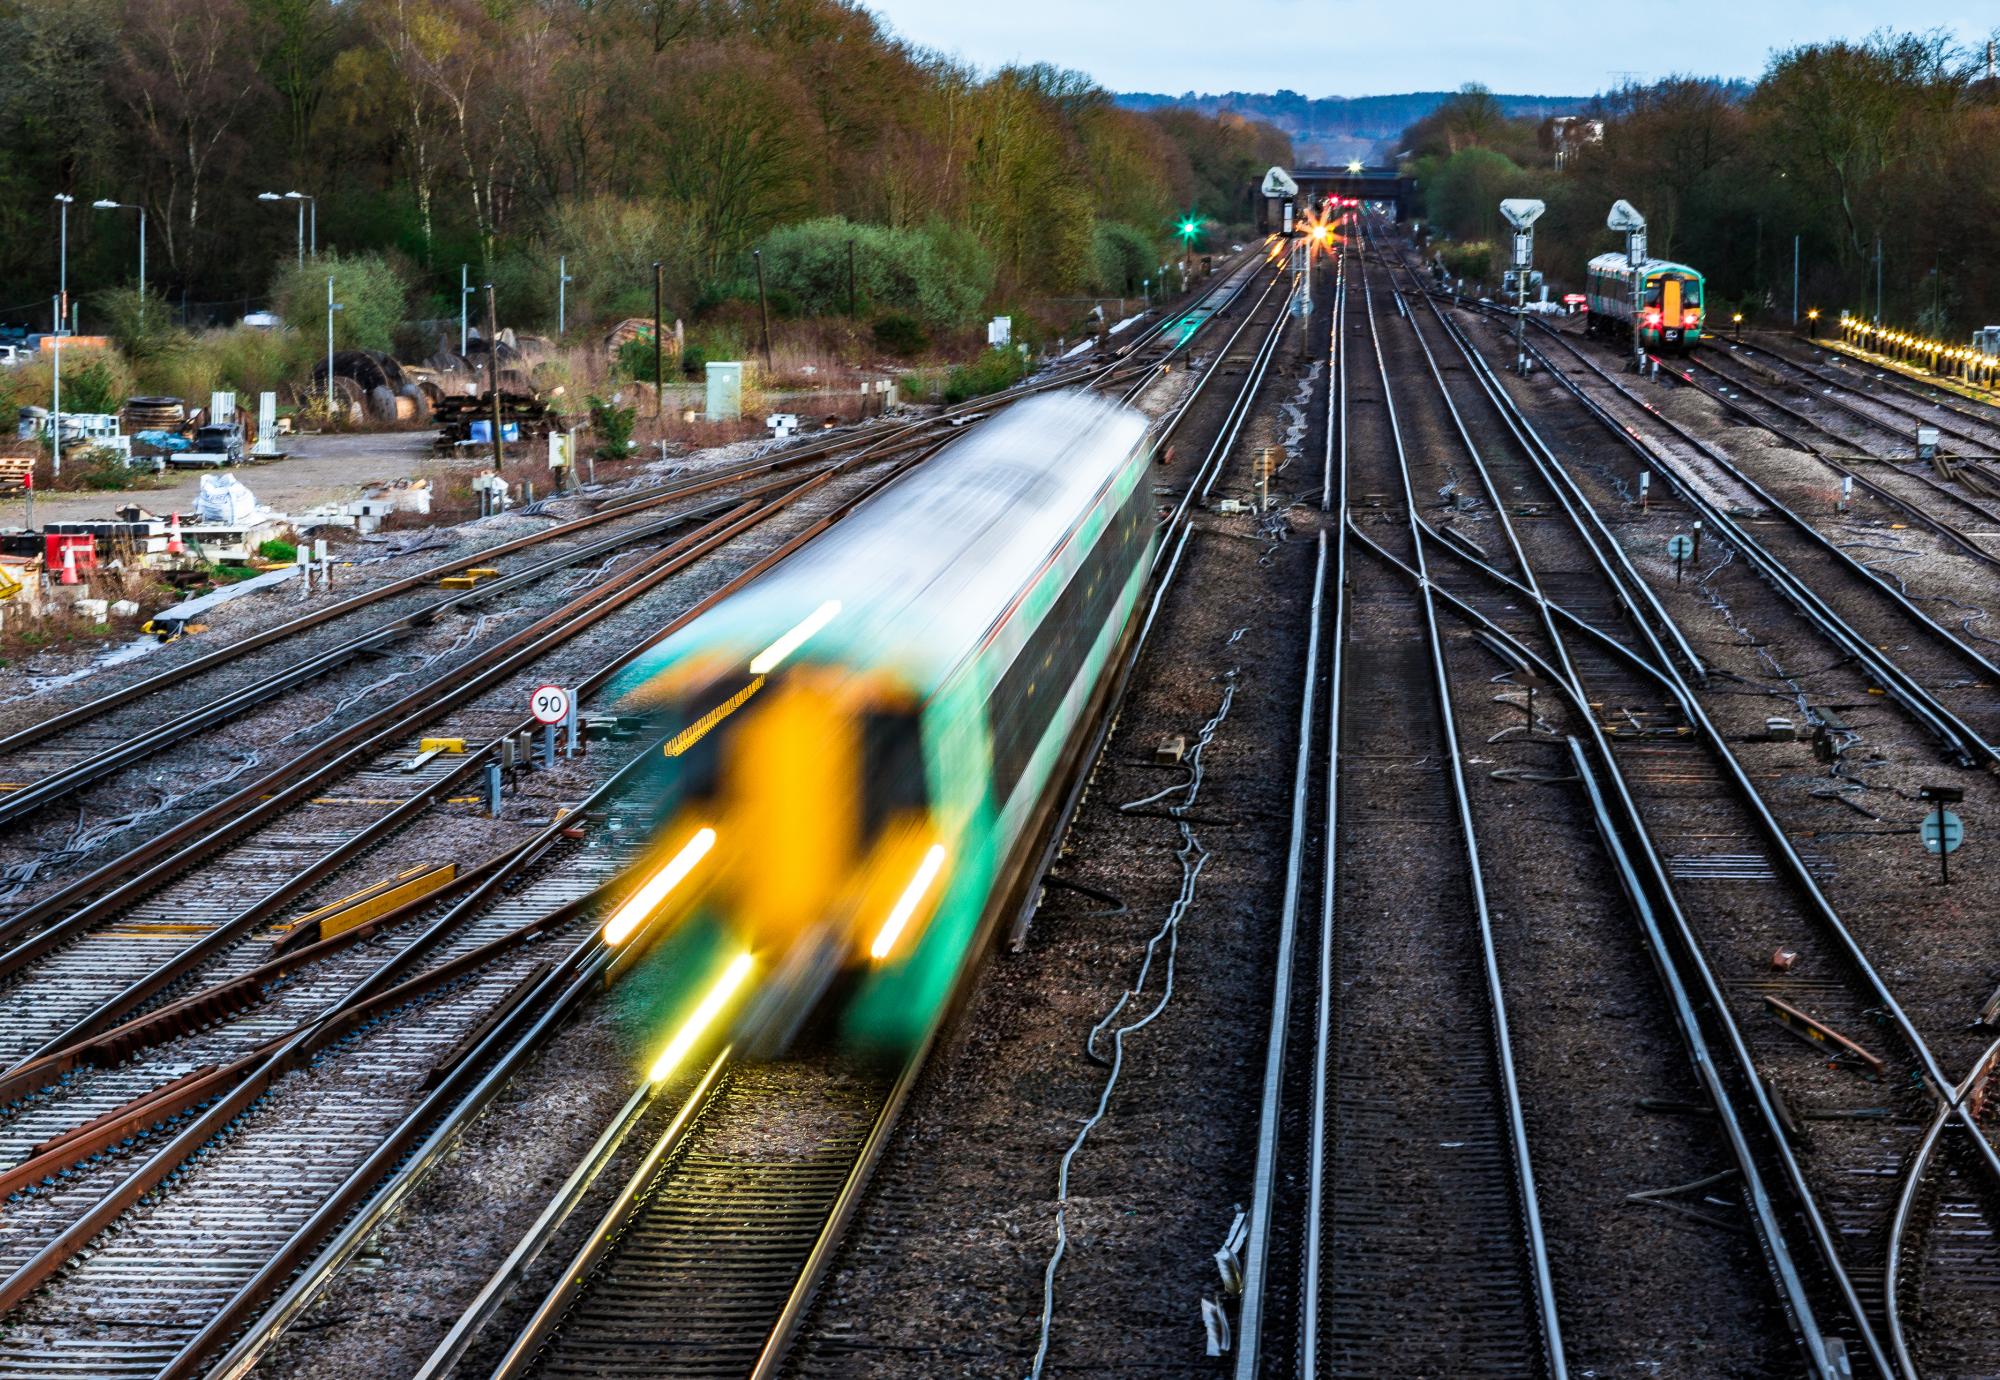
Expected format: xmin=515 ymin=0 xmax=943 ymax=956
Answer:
xmin=648 ymin=952 xmax=754 ymax=1083
xmin=748 ymin=600 xmax=841 ymax=675
xmin=870 ymin=844 xmax=948 ymax=961
xmin=602 ymin=827 xmax=716 ymax=946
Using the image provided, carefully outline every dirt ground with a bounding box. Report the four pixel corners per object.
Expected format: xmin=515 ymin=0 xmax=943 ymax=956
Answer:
xmin=12 ymin=430 xmax=448 ymax=525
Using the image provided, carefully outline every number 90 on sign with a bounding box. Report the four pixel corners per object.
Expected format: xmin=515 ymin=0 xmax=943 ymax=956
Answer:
xmin=530 ymin=684 xmax=572 ymax=726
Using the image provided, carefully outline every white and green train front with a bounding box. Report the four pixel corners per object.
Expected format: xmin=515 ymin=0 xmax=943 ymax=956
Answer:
xmin=606 ymin=393 xmax=1155 ymax=1055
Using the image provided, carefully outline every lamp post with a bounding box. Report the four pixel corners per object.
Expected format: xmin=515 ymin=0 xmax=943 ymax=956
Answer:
xmin=49 ymin=294 xmax=62 ymax=480
xmin=557 ymin=255 xmax=573 ymax=339
xmin=285 ymin=191 xmax=316 ymax=258
xmin=53 ymin=193 xmax=73 ymax=330
xmin=325 ymin=274 xmax=343 ymax=415
xmin=259 ymin=192 xmax=304 ymax=267
xmin=460 ymin=264 xmax=472 ymax=355
xmin=91 ymin=200 xmax=146 ymax=319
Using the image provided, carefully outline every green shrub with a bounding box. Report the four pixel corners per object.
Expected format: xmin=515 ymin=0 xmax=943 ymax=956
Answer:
xmin=588 ymin=394 xmax=637 ymax=461
xmin=1437 ymin=241 xmax=1496 ymax=283
xmin=615 ymin=332 xmax=666 ymax=382
xmin=211 ymin=563 xmax=259 ymax=583
xmin=271 ymin=251 xmax=410 ymax=353
xmin=872 ymin=313 xmax=928 ymax=356
xmin=897 ymin=369 xmax=943 ymax=402
xmin=258 ymin=538 xmax=298 ymax=562
xmin=943 ymin=348 xmax=1027 ymax=404
xmin=1090 ymin=222 xmax=1156 ymax=294
xmin=55 ymin=446 xmax=154 ymax=491
xmin=757 ymin=217 xmax=992 ymax=327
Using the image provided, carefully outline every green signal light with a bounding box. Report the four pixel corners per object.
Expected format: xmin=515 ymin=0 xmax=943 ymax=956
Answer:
xmin=1177 ymin=218 xmax=1199 ymax=241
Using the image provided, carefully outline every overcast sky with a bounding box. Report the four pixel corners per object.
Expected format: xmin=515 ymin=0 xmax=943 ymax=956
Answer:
xmin=860 ymin=1 xmax=1995 ymax=95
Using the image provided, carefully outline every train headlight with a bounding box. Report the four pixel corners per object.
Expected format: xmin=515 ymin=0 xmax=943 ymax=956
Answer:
xmin=869 ymin=844 xmax=949 ymax=961
xmin=647 ymin=951 xmax=754 ymax=1083
xmin=749 ymin=600 xmax=841 ymax=675
xmin=602 ymin=827 xmax=717 ymax=947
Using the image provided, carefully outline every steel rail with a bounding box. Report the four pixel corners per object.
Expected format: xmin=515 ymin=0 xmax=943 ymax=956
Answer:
xmin=1230 ymin=528 xmax=1327 ymax=1380
xmin=1734 ymin=337 xmax=2000 ymax=452
xmin=157 ymin=261 xmax=1282 ymax=1380
xmin=1353 ymin=517 xmax=1866 ymax=1378
xmin=1884 ymin=1031 xmax=2000 ymax=1380
xmin=0 ymin=442 xmax=946 ymax=1374
xmin=1512 ymin=312 xmax=2000 ymax=769
xmin=1351 ymin=246 xmax=1568 ymax=1375
xmin=1300 ymin=240 xmax=1346 ymax=1378
xmin=1427 ymin=262 xmax=2000 ymax=1176
xmin=1401 ymin=279 xmax=1706 ymax=683
xmin=1367 ymin=225 xmax=1926 ymax=1375
xmin=1677 ymin=348 xmax=2000 ymax=549
xmin=1404 ymin=242 xmax=2000 ymax=1300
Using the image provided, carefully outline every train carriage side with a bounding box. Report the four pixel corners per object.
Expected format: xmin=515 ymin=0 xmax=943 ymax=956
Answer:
xmin=845 ymin=434 xmax=1156 ymax=1047
xmin=604 ymin=393 xmax=1155 ymax=1055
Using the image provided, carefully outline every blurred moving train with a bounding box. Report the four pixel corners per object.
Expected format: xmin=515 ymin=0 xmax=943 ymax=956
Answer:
xmin=605 ymin=392 xmax=1155 ymax=1056
xmin=1583 ymin=253 xmax=1707 ymax=351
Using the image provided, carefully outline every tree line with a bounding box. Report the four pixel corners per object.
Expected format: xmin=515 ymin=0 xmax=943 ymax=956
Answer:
xmin=0 ymin=0 xmax=1290 ymax=338
xmin=1404 ymin=30 xmax=2000 ymax=334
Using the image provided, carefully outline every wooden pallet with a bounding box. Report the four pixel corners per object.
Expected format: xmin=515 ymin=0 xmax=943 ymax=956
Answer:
xmin=0 ymin=452 xmax=31 ymax=492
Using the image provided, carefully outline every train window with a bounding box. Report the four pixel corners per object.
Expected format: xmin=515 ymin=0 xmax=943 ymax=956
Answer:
xmin=1678 ymin=279 xmax=1702 ymax=305
xmin=987 ymin=479 xmax=1152 ymax=803
xmin=861 ymin=711 xmax=927 ymax=839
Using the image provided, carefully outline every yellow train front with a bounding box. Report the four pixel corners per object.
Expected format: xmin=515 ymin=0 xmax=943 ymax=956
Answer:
xmin=601 ymin=392 xmax=1155 ymax=1066
xmin=1584 ymin=252 xmax=1706 ymax=351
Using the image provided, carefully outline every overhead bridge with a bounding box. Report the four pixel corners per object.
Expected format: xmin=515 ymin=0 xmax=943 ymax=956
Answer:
xmin=1256 ymin=166 xmax=1417 ymax=231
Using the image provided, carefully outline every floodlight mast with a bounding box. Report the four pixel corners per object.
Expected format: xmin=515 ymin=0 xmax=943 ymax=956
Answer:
xmin=1501 ymin=198 xmax=1545 ymax=373
xmin=1608 ymin=199 xmax=1648 ymax=371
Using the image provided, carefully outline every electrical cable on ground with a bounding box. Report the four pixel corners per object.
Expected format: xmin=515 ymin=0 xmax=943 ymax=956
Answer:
xmin=1027 ymin=641 xmax=1243 ymax=1380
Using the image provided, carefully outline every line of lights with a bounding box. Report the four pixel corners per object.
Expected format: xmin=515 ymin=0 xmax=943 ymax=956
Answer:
xmin=1843 ymin=314 xmax=1997 ymax=367
xmin=601 ymin=827 xmax=716 ymax=946
xmin=748 ymin=600 xmax=840 ymax=675
xmin=647 ymin=951 xmax=754 ymax=1083
xmin=869 ymin=844 xmax=948 ymax=961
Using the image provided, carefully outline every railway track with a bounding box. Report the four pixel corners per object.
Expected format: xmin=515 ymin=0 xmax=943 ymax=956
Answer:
xmin=1230 ymin=234 xmax=1565 ymax=1379
xmin=0 ymin=259 xmax=1293 ymax=1380
xmin=1669 ymin=346 xmax=2000 ymax=560
xmin=349 ymin=257 xmax=1305 ymax=1380
xmin=1738 ymin=337 xmax=2000 ymax=457
xmin=1374 ymin=225 xmax=2000 ymax=1377
xmin=1507 ymin=311 xmax=2000 ymax=769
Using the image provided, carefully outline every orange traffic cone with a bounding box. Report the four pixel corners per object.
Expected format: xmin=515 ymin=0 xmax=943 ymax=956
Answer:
xmin=167 ymin=512 xmax=184 ymax=555
xmin=59 ymin=543 xmax=77 ymax=585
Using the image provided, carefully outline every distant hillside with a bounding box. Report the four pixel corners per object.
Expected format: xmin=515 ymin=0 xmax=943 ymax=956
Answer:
xmin=1117 ymin=89 xmax=1591 ymax=163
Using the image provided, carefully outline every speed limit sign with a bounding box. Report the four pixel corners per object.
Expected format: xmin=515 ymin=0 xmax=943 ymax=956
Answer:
xmin=529 ymin=684 xmax=572 ymax=726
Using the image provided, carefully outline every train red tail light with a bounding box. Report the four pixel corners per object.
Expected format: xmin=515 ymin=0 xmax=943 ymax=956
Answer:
xmin=1683 ymin=310 xmax=1700 ymax=327
xmin=1644 ymin=311 xmax=1662 ymax=327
